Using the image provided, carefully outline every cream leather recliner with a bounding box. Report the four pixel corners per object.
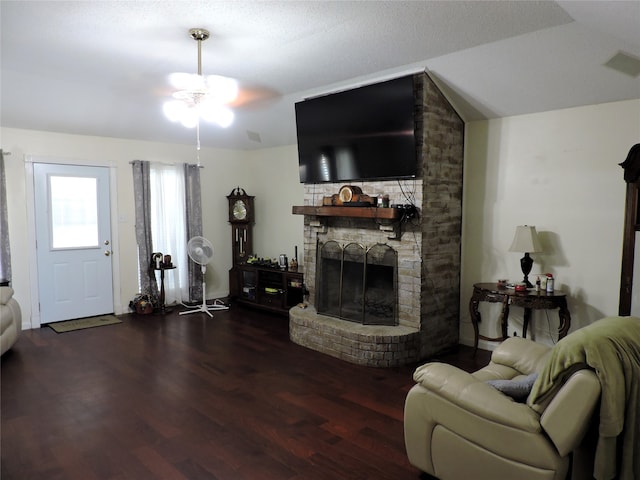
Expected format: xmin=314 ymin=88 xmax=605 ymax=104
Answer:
xmin=404 ymin=337 xmax=600 ymax=480
xmin=1 ymin=286 xmax=21 ymax=355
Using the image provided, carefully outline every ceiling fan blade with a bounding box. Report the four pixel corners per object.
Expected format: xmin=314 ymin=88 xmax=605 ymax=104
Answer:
xmin=199 ymin=102 xmax=234 ymax=127
xmin=204 ymin=75 xmax=238 ymax=102
xmin=229 ymin=84 xmax=281 ymax=109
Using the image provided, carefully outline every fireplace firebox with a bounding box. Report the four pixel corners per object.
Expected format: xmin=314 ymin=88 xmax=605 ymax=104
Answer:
xmin=317 ymin=241 xmax=397 ymax=326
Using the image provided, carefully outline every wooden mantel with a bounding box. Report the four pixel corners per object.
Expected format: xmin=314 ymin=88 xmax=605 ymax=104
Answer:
xmin=292 ymin=205 xmax=403 ymax=239
xmin=292 ymin=205 xmax=401 ymax=220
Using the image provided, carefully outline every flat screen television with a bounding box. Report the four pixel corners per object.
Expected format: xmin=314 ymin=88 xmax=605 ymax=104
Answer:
xmin=295 ymin=74 xmax=418 ymax=184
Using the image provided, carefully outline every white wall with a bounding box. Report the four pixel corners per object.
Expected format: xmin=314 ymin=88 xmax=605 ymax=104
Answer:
xmin=461 ymin=99 xmax=640 ymax=349
xmin=245 ymin=145 xmax=305 ymax=263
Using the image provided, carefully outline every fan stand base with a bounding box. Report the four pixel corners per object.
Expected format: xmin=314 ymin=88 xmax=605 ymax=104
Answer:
xmin=179 ymin=299 xmax=229 ymax=318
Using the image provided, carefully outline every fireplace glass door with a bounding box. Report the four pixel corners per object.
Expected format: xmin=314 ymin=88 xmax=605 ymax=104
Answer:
xmin=316 ymin=241 xmax=397 ymax=326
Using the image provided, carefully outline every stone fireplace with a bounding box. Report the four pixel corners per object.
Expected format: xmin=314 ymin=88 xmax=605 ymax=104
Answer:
xmin=290 ymin=72 xmax=464 ymax=367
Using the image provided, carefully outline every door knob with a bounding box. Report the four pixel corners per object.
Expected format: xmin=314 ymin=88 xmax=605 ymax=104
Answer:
xmin=104 ymin=250 xmax=111 ymax=256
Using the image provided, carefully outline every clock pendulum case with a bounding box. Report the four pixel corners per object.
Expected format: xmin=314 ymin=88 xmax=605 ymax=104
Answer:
xmin=227 ymin=187 xmax=254 ymax=267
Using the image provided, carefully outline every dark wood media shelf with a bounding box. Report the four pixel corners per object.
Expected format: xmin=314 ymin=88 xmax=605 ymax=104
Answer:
xmin=230 ymin=265 xmax=304 ymax=316
xmin=292 ymin=205 xmax=401 ymax=220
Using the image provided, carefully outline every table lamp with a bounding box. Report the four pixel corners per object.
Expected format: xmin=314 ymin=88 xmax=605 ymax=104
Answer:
xmin=509 ymin=225 xmax=543 ymax=288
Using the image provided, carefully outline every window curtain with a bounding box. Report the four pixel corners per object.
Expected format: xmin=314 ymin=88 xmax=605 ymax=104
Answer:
xmin=131 ymin=160 xmax=159 ymax=298
xmin=0 ymin=152 xmax=11 ymax=282
xmin=132 ymin=161 xmax=202 ymax=305
xmin=149 ymin=163 xmax=187 ymax=305
xmin=184 ymin=163 xmax=204 ymax=302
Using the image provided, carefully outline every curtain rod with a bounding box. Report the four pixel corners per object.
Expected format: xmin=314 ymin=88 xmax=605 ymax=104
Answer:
xmin=128 ymin=160 xmax=203 ymax=168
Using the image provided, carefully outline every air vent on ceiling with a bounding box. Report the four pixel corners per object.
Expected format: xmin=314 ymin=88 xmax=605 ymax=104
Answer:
xmin=246 ymin=130 xmax=262 ymax=143
xmin=604 ymin=51 xmax=640 ymax=78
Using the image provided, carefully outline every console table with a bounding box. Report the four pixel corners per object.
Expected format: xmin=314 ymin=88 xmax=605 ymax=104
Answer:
xmin=469 ymin=282 xmax=571 ymax=352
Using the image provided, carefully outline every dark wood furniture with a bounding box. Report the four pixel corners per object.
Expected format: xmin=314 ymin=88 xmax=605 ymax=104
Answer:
xmin=618 ymin=143 xmax=640 ymax=315
xmin=230 ymin=264 xmax=304 ymax=315
xmin=227 ymin=187 xmax=255 ymax=267
xmin=292 ymin=205 xmax=407 ymax=239
xmin=469 ymin=282 xmax=571 ymax=352
xmin=292 ymin=205 xmax=402 ymax=220
xmin=153 ymin=265 xmax=175 ymax=313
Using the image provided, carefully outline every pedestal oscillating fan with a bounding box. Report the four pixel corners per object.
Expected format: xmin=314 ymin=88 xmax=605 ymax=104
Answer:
xmin=180 ymin=236 xmax=229 ymax=317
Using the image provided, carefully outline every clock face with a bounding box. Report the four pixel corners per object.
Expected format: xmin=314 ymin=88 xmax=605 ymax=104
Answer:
xmin=338 ymin=185 xmax=363 ymax=204
xmin=233 ymin=200 xmax=247 ymax=220
xmin=339 ymin=185 xmax=354 ymax=203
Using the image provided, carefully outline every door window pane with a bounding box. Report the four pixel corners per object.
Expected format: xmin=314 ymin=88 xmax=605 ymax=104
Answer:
xmin=50 ymin=176 xmax=99 ymax=249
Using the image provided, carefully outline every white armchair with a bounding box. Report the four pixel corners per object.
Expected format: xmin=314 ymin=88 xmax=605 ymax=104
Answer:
xmin=1 ymin=286 xmax=21 ymax=355
xmin=404 ymin=337 xmax=600 ymax=480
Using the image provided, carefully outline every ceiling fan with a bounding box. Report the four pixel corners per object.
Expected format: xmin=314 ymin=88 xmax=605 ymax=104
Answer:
xmin=163 ymin=28 xmax=278 ymax=130
xmin=163 ymin=28 xmax=237 ymax=129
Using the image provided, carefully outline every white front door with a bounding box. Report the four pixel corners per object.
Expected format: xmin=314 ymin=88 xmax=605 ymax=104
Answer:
xmin=34 ymin=163 xmax=114 ymax=323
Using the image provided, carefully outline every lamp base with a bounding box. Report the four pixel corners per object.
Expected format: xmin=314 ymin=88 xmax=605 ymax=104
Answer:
xmin=520 ymin=253 xmax=534 ymax=288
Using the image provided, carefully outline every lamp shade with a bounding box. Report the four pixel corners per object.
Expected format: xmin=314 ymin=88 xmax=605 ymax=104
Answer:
xmin=508 ymin=225 xmax=543 ymax=253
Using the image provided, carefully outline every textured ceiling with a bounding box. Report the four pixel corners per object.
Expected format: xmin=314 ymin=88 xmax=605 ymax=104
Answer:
xmin=1 ymin=1 xmax=639 ymax=150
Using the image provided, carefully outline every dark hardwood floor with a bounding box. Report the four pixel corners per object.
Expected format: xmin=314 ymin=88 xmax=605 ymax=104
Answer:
xmin=1 ymin=305 xmax=491 ymax=480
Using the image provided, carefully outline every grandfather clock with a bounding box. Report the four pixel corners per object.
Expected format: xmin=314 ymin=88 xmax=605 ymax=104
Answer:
xmin=227 ymin=187 xmax=254 ymax=266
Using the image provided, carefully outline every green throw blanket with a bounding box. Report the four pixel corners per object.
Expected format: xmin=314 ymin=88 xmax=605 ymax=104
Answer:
xmin=529 ymin=316 xmax=640 ymax=480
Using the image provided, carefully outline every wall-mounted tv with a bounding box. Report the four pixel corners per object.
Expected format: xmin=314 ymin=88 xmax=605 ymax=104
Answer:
xmin=295 ymin=74 xmax=418 ymax=184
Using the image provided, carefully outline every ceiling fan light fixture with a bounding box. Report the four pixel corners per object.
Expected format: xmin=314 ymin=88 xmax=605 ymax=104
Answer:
xmin=168 ymin=72 xmax=201 ymax=90
xmin=166 ymin=102 xmax=199 ymax=128
xmin=179 ymin=109 xmax=200 ymax=129
xmin=163 ymin=28 xmax=238 ymax=129
xmin=163 ymin=100 xmax=197 ymax=128
xmin=204 ymin=75 xmax=238 ymax=103
xmin=163 ymin=100 xmax=185 ymax=122
xmin=200 ymin=104 xmax=234 ymax=128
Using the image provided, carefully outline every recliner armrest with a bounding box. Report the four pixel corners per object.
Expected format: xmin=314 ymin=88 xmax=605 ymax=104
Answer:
xmin=0 ymin=286 xmax=14 ymax=305
xmin=539 ymin=369 xmax=600 ymax=456
xmin=413 ymin=362 xmax=541 ymax=432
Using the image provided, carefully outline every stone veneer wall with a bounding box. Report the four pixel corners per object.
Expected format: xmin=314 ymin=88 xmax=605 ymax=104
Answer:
xmin=418 ymin=72 xmax=465 ymax=358
xmin=290 ymin=72 xmax=464 ymax=366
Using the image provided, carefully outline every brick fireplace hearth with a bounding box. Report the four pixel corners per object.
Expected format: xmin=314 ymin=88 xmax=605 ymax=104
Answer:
xmin=290 ymin=72 xmax=464 ymax=367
